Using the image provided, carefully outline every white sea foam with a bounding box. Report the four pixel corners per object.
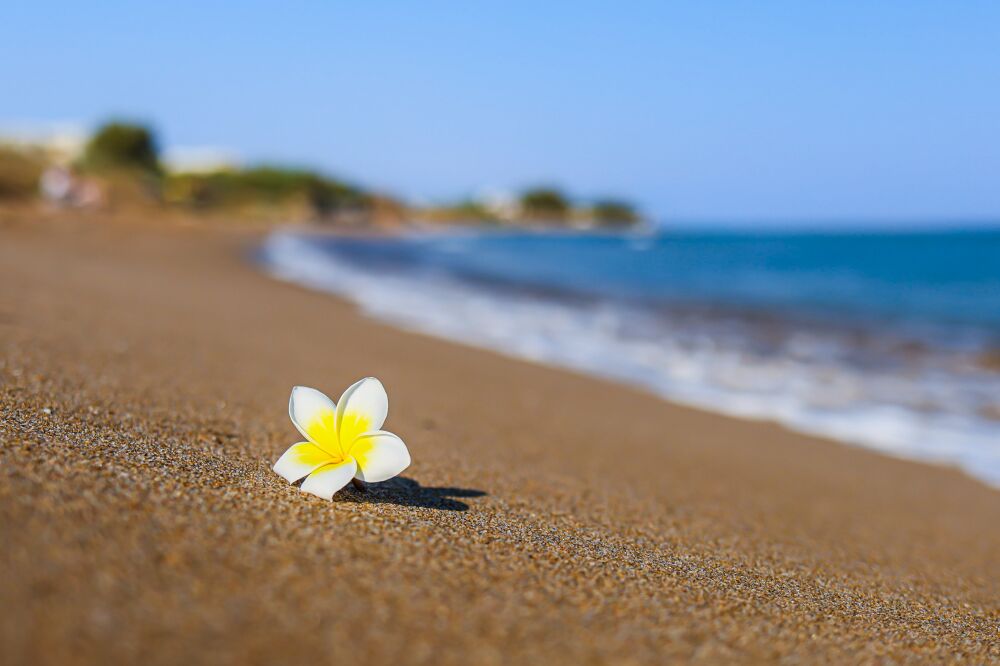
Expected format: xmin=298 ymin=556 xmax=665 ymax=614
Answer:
xmin=260 ymin=230 xmax=1000 ymax=488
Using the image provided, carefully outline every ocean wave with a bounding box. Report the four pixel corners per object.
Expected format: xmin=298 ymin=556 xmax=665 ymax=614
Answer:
xmin=259 ymin=230 xmax=1000 ymax=487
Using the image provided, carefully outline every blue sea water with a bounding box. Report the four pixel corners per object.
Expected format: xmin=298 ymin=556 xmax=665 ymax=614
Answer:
xmin=260 ymin=228 xmax=1000 ymax=487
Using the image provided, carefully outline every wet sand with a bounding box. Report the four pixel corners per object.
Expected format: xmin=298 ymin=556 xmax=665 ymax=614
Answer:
xmin=1 ymin=212 xmax=998 ymax=664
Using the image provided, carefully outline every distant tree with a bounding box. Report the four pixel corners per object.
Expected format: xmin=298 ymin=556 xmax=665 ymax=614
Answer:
xmin=82 ymin=121 xmax=161 ymax=175
xmin=449 ymin=199 xmax=497 ymax=222
xmin=230 ymin=165 xmax=367 ymax=214
xmin=591 ymin=199 xmax=639 ymax=226
xmin=163 ymin=164 xmax=369 ymax=217
xmin=520 ymin=187 xmax=569 ymax=219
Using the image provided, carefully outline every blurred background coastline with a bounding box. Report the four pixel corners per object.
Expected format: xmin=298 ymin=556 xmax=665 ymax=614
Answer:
xmin=0 ymin=119 xmax=641 ymax=230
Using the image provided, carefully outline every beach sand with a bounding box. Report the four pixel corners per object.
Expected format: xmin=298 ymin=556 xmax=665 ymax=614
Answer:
xmin=1 ymin=211 xmax=998 ymax=664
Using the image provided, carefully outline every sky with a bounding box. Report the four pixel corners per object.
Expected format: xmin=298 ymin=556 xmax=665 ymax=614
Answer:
xmin=2 ymin=1 xmax=999 ymax=225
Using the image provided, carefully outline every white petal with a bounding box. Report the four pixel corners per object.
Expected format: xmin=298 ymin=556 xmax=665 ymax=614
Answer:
xmin=288 ymin=386 xmax=340 ymax=454
xmin=335 ymin=377 xmax=388 ymax=448
xmin=273 ymin=442 xmax=335 ymax=483
xmin=300 ymin=458 xmax=358 ymax=500
xmin=349 ymin=431 xmax=411 ymax=483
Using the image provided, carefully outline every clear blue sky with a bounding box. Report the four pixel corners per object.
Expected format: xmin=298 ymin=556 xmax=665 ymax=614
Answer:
xmin=3 ymin=1 xmax=999 ymax=224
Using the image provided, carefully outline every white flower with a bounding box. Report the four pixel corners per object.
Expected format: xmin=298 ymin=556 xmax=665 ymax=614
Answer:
xmin=273 ymin=378 xmax=411 ymax=499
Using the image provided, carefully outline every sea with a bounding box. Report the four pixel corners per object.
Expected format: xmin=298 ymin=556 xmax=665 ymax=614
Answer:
xmin=259 ymin=227 xmax=1000 ymax=487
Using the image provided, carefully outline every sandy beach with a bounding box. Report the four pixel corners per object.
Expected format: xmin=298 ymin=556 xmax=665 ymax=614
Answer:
xmin=1 ymin=211 xmax=998 ymax=664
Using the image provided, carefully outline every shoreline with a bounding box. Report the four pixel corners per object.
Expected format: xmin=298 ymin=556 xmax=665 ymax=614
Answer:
xmin=260 ymin=226 xmax=1000 ymax=490
xmin=2 ymin=212 xmax=999 ymax=664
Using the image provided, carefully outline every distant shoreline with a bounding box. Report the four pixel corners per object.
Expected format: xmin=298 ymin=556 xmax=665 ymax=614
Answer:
xmin=259 ymin=226 xmax=1000 ymax=488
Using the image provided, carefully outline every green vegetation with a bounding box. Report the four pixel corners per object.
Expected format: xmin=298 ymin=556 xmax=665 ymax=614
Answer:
xmin=72 ymin=120 xmax=371 ymax=219
xmin=81 ymin=121 xmax=161 ymax=175
xmin=419 ymin=187 xmax=642 ymax=228
xmin=591 ymin=199 xmax=638 ymax=226
xmin=2 ymin=120 xmax=641 ymax=228
xmin=520 ymin=187 xmax=569 ymax=220
xmin=419 ymin=199 xmax=500 ymax=224
xmin=448 ymin=199 xmax=497 ymax=221
xmin=164 ymin=166 xmax=368 ymax=216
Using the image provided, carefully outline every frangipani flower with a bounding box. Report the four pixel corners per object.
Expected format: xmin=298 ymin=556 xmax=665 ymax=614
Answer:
xmin=273 ymin=378 xmax=410 ymax=500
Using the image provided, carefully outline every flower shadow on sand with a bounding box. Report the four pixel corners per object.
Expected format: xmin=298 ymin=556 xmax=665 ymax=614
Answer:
xmin=341 ymin=476 xmax=486 ymax=512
